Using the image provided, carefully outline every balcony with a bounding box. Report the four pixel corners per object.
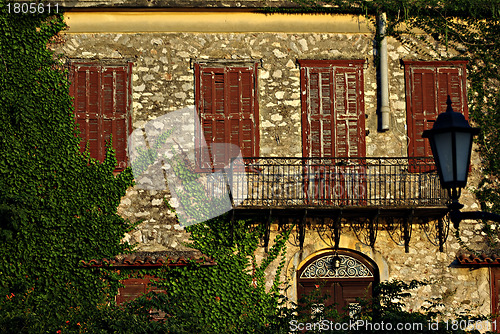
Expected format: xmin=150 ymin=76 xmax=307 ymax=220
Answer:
xmin=189 ymin=156 xmax=450 ymax=251
xmin=201 ymin=156 xmax=449 ymax=221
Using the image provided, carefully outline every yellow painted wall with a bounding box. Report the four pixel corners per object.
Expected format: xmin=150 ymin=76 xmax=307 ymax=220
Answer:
xmin=63 ymin=11 xmax=373 ymax=33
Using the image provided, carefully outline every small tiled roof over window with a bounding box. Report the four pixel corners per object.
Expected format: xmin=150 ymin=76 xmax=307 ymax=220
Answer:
xmin=81 ymin=251 xmax=216 ymax=268
xmin=456 ymin=253 xmax=500 ymax=266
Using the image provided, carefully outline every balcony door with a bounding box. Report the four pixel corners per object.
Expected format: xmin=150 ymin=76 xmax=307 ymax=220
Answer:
xmin=299 ymin=60 xmax=366 ymax=205
xmin=297 ymin=249 xmax=378 ymax=317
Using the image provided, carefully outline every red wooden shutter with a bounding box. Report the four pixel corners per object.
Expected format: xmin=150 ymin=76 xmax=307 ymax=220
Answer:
xmin=195 ymin=63 xmax=259 ymax=171
xmin=115 ymin=275 xmax=163 ymax=306
xmin=299 ymin=60 xmax=365 ymax=158
xmin=408 ymin=68 xmax=437 ymax=158
xmin=405 ymin=61 xmax=468 ymax=160
xmin=70 ymin=63 xmax=132 ymax=171
xmin=102 ymin=66 xmax=130 ymax=170
xmin=116 ymin=277 xmax=149 ymax=305
xmin=437 ymin=67 xmax=466 ymax=114
xmin=299 ymin=60 xmax=366 ymax=205
xmin=71 ymin=65 xmax=102 ymax=160
xmin=197 ymin=68 xmax=222 ymax=168
xmin=227 ymin=67 xmax=257 ymax=159
xmin=334 ymin=67 xmax=365 ymax=157
xmin=303 ymin=68 xmax=334 ymax=157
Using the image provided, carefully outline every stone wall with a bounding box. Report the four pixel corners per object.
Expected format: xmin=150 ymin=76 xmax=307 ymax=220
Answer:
xmin=55 ymin=13 xmax=490 ymax=321
xmin=59 ymin=31 xmax=422 ymax=159
xmin=60 ymin=29 xmax=465 ymax=243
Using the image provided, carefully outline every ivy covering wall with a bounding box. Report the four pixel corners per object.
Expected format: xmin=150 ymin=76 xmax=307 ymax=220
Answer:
xmin=0 ymin=1 xmax=143 ymax=332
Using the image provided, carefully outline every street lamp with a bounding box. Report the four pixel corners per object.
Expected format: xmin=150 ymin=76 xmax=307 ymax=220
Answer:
xmin=422 ymin=96 xmax=500 ymax=229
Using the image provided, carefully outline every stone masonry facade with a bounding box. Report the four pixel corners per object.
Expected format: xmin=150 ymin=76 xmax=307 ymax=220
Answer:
xmin=55 ymin=12 xmax=491 ymax=323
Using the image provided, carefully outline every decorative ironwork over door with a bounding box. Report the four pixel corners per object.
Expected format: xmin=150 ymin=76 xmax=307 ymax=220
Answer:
xmin=297 ymin=249 xmax=378 ymax=317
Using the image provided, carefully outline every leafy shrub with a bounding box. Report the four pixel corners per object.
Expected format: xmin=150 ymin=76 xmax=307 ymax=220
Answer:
xmin=0 ymin=1 xmax=136 ymax=332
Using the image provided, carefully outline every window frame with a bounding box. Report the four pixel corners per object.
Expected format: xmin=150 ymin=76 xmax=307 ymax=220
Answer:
xmin=69 ymin=61 xmax=133 ymax=172
xmin=194 ymin=61 xmax=260 ymax=172
xmin=296 ymin=249 xmax=378 ymax=317
xmin=403 ymin=60 xmax=468 ymax=159
xmin=298 ymin=59 xmax=366 ymax=158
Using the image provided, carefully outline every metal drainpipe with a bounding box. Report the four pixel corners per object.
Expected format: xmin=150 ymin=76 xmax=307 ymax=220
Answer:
xmin=379 ymin=12 xmax=390 ymax=131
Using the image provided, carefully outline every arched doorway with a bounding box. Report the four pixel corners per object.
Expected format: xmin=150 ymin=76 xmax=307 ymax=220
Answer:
xmin=297 ymin=249 xmax=378 ymax=316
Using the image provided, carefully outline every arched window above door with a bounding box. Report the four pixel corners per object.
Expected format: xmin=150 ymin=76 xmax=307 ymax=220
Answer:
xmin=297 ymin=249 xmax=379 ymax=317
xmin=300 ymin=254 xmax=374 ymax=279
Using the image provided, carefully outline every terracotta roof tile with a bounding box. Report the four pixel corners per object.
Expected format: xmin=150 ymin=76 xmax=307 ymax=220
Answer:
xmin=81 ymin=251 xmax=216 ymax=268
xmin=456 ymin=253 xmax=500 ymax=266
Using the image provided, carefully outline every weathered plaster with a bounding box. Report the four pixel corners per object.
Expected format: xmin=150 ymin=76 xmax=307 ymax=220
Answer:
xmin=64 ymin=12 xmax=373 ymax=33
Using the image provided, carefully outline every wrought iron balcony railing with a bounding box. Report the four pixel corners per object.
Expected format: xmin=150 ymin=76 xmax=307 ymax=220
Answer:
xmin=202 ymin=157 xmax=448 ymax=208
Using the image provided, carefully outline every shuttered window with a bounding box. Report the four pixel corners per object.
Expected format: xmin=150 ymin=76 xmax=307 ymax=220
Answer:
xmin=70 ymin=62 xmax=132 ymax=171
xmin=116 ymin=277 xmax=150 ymax=305
xmin=299 ymin=60 xmax=366 ymax=158
xmin=195 ymin=63 xmax=259 ymax=170
xmin=404 ymin=61 xmax=468 ymax=159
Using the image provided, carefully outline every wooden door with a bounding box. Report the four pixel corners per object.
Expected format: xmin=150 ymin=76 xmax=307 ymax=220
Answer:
xmin=299 ymin=60 xmax=366 ymax=205
xmin=297 ymin=250 xmax=377 ymax=317
xmin=70 ymin=62 xmax=132 ymax=171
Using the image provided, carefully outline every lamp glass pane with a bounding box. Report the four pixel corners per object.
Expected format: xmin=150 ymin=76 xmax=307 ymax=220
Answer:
xmin=433 ymin=132 xmax=453 ymax=183
xmin=455 ymin=131 xmax=472 ymax=183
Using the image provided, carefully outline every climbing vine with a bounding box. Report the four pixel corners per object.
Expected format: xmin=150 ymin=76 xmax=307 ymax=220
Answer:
xmin=0 ymin=1 xmax=139 ymax=332
xmin=127 ymin=127 xmax=293 ymax=332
